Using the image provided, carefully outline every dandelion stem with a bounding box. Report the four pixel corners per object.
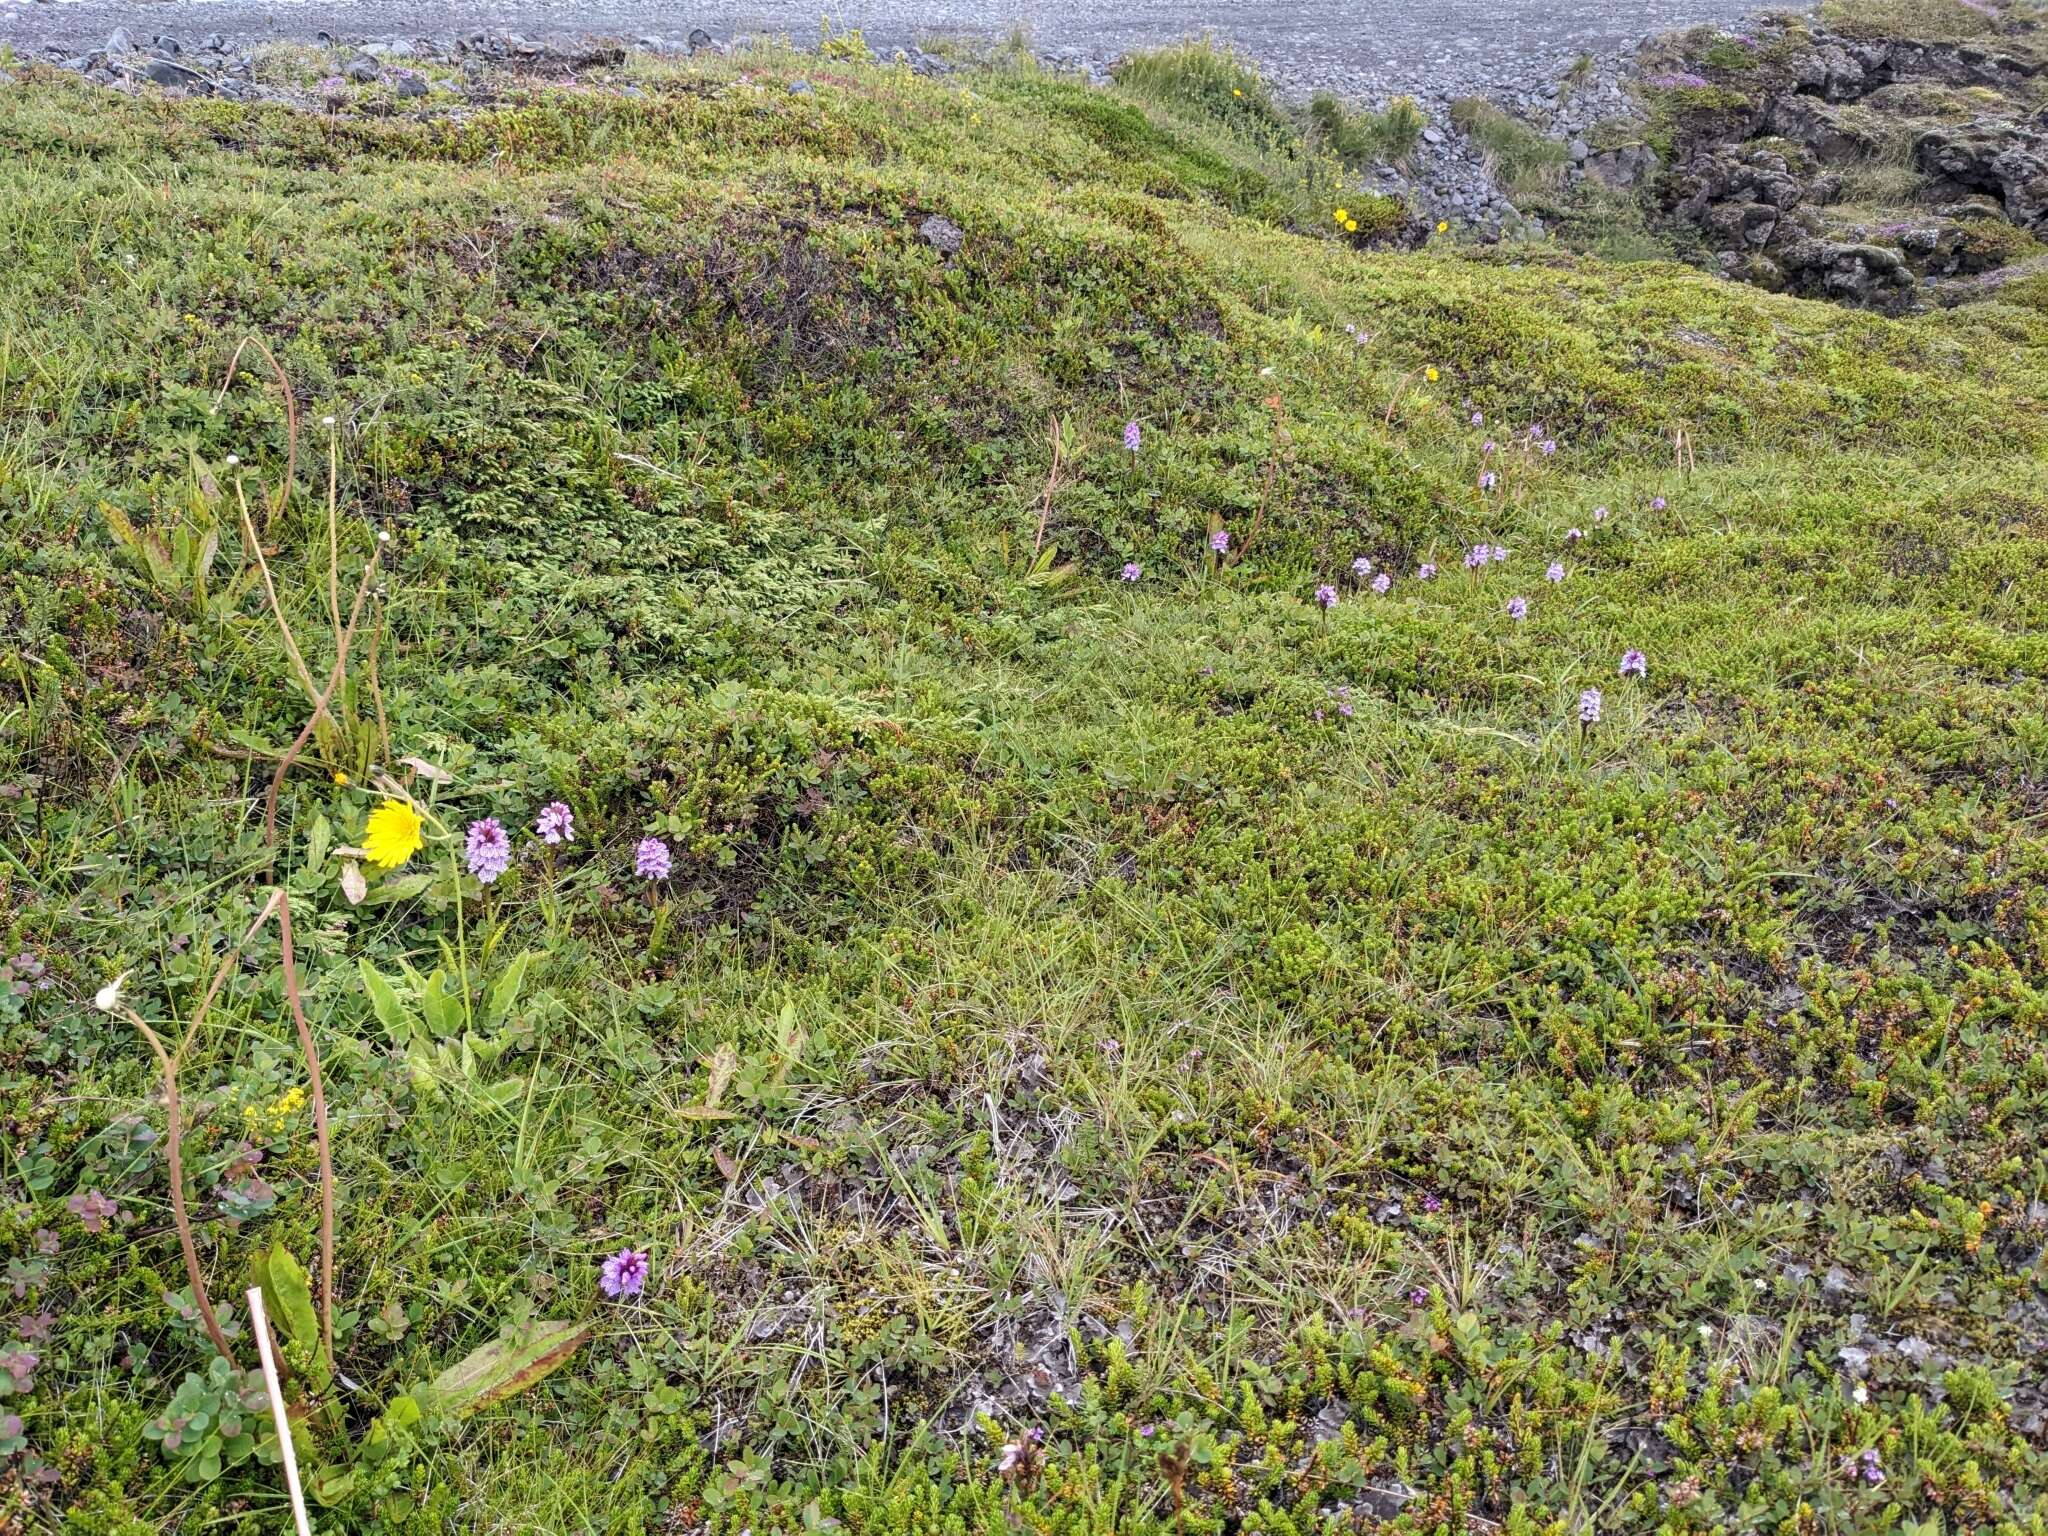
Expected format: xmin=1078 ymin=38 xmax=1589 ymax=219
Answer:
xmin=274 ymin=891 xmax=336 ymax=1367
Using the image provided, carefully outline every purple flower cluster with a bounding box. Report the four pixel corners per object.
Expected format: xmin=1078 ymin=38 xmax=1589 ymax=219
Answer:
xmin=2 ymin=952 xmax=51 ymax=1000
xmin=535 ymin=801 xmax=575 ymax=845
xmin=1416 ymin=562 xmax=1436 ymax=580
xmin=1507 ymin=596 xmax=1528 ymax=621
xmin=1209 ymin=529 xmax=1230 ymax=555
xmin=465 ymin=818 xmax=511 ymax=884
xmin=599 ymin=1247 xmax=649 ymax=1298
xmin=1620 ymin=649 xmax=1648 ymax=678
xmin=635 ymin=838 xmax=673 ymax=880
xmin=1123 ymin=419 xmax=1142 ymax=452
xmin=1546 ymin=562 xmax=1565 ymax=584
xmin=1372 ymin=572 xmax=1392 ymax=595
xmin=1314 ymin=584 xmax=1339 ymax=610
xmin=1352 ymin=555 xmax=1374 ymax=578
xmin=1465 ymin=544 xmax=1491 ymax=569
xmin=1120 ymin=561 xmax=1142 ymax=582
xmin=1854 ymin=1448 xmax=1885 ymax=1486
xmin=1578 ymin=687 xmax=1603 ymax=724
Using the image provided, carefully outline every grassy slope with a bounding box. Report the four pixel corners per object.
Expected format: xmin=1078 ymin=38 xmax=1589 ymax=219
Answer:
xmin=3 ymin=45 xmax=2048 ymax=1536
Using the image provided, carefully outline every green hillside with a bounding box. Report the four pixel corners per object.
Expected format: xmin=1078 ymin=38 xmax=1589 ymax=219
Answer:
xmin=3 ymin=39 xmax=2047 ymax=1535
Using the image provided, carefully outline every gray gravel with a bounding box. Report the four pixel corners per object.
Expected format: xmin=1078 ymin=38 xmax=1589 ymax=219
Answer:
xmin=0 ymin=0 xmax=1792 ymax=102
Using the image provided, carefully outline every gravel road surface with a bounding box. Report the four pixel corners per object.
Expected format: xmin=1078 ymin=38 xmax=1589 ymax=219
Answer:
xmin=1 ymin=0 xmax=1787 ymax=99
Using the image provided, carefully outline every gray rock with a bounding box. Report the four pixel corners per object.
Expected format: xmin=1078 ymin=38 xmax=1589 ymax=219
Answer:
xmin=0 ymin=69 xmax=13 ymax=89
xmin=788 ymin=78 xmax=812 ymax=95
xmin=394 ymin=71 xmax=429 ymax=99
xmin=1422 ymin=126 xmax=1444 ymax=145
xmin=1569 ymin=137 xmax=1590 ymax=161
xmin=154 ymin=36 xmax=182 ymax=57
xmin=203 ymin=34 xmax=226 ymax=52
xmin=339 ymin=51 xmax=381 ymax=83
xmin=1585 ymin=143 xmax=1657 ymax=190
xmin=689 ymin=28 xmax=715 ymax=52
xmin=1917 ymin=117 xmax=2048 ymax=232
xmin=139 ymin=59 xmax=209 ymax=93
xmin=918 ymin=213 xmax=965 ymax=254
xmin=106 ymin=28 xmax=133 ymax=56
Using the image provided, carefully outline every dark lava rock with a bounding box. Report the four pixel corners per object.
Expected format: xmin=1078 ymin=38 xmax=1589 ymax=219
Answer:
xmin=138 ymin=59 xmax=210 ymax=93
xmin=1916 ymin=116 xmax=2048 ymax=233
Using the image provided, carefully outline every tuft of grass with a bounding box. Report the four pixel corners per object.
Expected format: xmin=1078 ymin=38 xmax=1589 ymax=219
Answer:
xmin=1110 ymin=36 xmax=1289 ymax=139
xmin=1450 ymin=96 xmax=1572 ymax=193
xmin=1820 ymin=0 xmax=2007 ymax=38
xmin=1308 ymin=91 xmax=1427 ymax=168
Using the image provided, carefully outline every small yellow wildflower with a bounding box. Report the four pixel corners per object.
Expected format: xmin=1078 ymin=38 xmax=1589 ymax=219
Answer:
xmin=1436 ymin=220 xmax=1449 ymax=234
xmin=1425 ymin=366 xmax=1439 ymax=382
xmin=363 ymin=798 xmax=424 ymax=868
xmin=1334 ymin=207 xmax=1349 ymax=224
xmin=1345 ymin=219 xmax=1359 ymax=232
xmin=332 ymin=770 xmax=350 ymax=786
xmin=244 ymin=1085 xmax=308 ymax=1139
xmin=1232 ymin=88 xmax=1243 ymax=97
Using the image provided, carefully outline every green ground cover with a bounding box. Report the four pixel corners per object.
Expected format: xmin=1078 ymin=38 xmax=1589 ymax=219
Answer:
xmin=3 ymin=38 xmax=2048 ymax=1536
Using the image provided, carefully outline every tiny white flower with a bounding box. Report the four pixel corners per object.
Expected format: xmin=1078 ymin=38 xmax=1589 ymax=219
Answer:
xmin=94 ymin=972 xmax=130 ymax=1014
xmin=377 ymin=529 xmax=391 ymax=544
xmin=322 ymin=415 xmax=337 ymax=427
xmin=224 ymin=454 xmax=240 ymax=467
xmin=1258 ymin=366 xmax=1275 ymax=377
xmin=1852 ymin=1383 xmax=1869 ymax=1404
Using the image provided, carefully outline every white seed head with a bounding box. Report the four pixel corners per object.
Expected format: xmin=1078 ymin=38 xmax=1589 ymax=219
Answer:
xmin=94 ymin=972 xmax=130 ymax=1014
xmin=224 ymin=454 xmax=240 ymax=467
xmin=322 ymin=415 xmax=337 ymax=426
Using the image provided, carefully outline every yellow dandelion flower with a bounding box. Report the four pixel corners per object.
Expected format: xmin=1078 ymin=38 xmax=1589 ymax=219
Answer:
xmin=1334 ymin=207 xmax=1349 ymax=224
xmin=363 ymin=799 xmax=424 ymax=869
xmin=1425 ymin=366 xmax=1439 ymax=382
xmin=1232 ymin=88 xmax=1243 ymax=97
xmin=332 ymin=770 xmax=349 ymax=786
xmin=1436 ymin=220 xmax=1449 ymax=233
xmin=1345 ymin=219 xmax=1359 ymax=232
